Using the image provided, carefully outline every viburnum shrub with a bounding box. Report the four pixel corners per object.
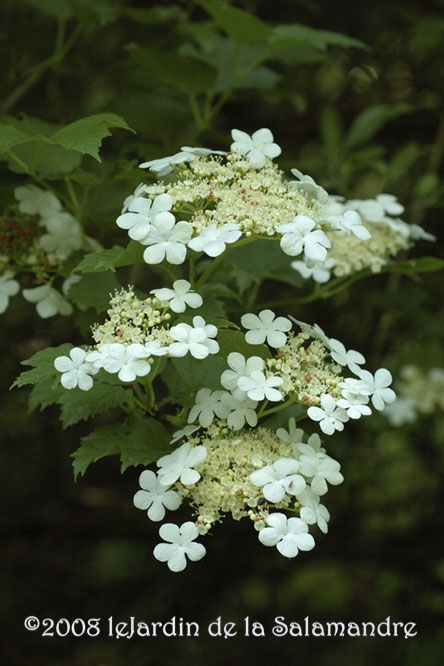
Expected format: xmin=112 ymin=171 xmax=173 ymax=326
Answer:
xmin=11 ymin=127 xmax=438 ymax=573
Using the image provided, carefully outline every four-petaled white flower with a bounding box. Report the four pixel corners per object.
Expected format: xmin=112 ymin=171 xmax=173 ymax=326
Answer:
xmin=241 ymin=309 xmax=292 ymax=348
xmin=117 ymin=193 xmax=173 ymax=243
xmin=133 ymin=470 xmax=181 ymax=522
xmin=153 ymin=522 xmax=206 ymax=572
xmin=141 ymin=212 xmax=192 ymax=265
xmin=150 ymin=279 xmax=202 ymax=313
xmin=250 ymin=458 xmax=306 ymax=503
xmin=54 ymin=346 xmax=99 ymax=390
xmin=14 ymin=184 xmax=62 ymax=218
xmin=169 ymin=316 xmax=219 ymax=359
xmin=38 ymin=212 xmax=83 ymax=261
xmin=220 ymin=391 xmax=258 ymax=430
xmin=336 ymin=390 xmax=371 ymax=419
xmin=0 ymin=272 xmax=20 ymax=313
xmin=327 ymin=337 xmax=366 ymax=374
xmin=297 ymin=443 xmax=344 ymax=496
xmin=188 ymin=223 xmax=242 ymax=257
xmin=291 ymin=258 xmax=334 ymax=284
xmin=237 ymin=370 xmax=283 ymax=402
xmin=276 ymin=417 xmax=304 ymax=445
xmin=220 ymin=352 xmax=264 ymax=391
xmin=356 ymin=368 xmax=396 ymax=411
xmin=230 ymin=128 xmax=281 ymax=168
xmin=22 ymin=284 xmax=73 ymax=319
xmin=297 ymin=488 xmax=330 ymax=534
xmin=346 ymin=194 xmax=404 ymax=222
xmin=307 ymin=394 xmax=349 ymax=435
xmin=326 ymin=209 xmax=371 ymax=240
xmin=290 ymin=168 xmax=329 ymax=204
xmin=157 ymin=442 xmax=207 ymax=486
xmin=187 ymin=388 xmax=229 ymax=427
xmin=258 ymin=512 xmax=315 ymax=558
xmin=86 ymin=342 xmax=151 ymax=382
xmin=277 ymin=215 xmax=331 ymax=263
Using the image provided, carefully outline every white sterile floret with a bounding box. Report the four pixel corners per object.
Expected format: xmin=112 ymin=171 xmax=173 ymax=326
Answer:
xmin=220 ymin=391 xmax=258 ymax=429
xmin=141 ymin=212 xmax=192 ymax=265
xmin=383 ymin=396 xmax=417 ymax=426
xmin=289 ymin=168 xmax=329 ymax=204
xmin=250 ymin=458 xmax=306 ymax=503
xmin=14 ymin=184 xmax=62 ymax=218
xmin=150 ymin=279 xmax=202 ymax=313
xmin=290 ymin=317 xmax=330 ymax=346
xmin=157 ymin=441 xmax=207 ymax=486
xmin=291 ymin=258 xmax=335 ymax=283
xmin=169 ymin=316 xmax=219 ymax=359
xmin=230 ymin=128 xmax=281 ymax=168
xmin=327 ymin=337 xmax=366 ymax=374
xmin=144 ymin=340 xmax=169 ymax=356
xmin=297 ymin=488 xmax=330 ymax=534
xmin=153 ymin=522 xmax=206 ymax=572
xmin=336 ymin=390 xmax=371 ymax=419
xmin=326 ymin=209 xmax=371 ymax=240
xmin=116 ymin=193 xmax=173 ymax=243
xmin=170 ymin=424 xmax=201 ymax=444
xmin=307 ymin=394 xmax=349 ymax=435
xmin=276 ymin=418 xmax=304 ymax=445
xmin=139 ymin=151 xmax=196 ymax=176
xmin=38 ymin=212 xmax=83 ymax=261
xmin=346 ymin=194 xmax=404 ymax=222
xmin=241 ymin=309 xmax=292 ymax=348
xmin=277 ymin=215 xmax=331 ymax=263
xmin=121 ymin=183 xmax=150 ymax=213
xmin=187 ymin=388 xmax=229 ymax=427
xmin=188 ymin=223 xmax=242 ymax=257
xmin=133 ymin=470 xmax=181 ymax=521
xmin=258 ymin=512 xmax=315 ymax=558
xmin=220 ymin=352 xmax=264 ymax=390
xmin=22 ymin=284 xmax=73 ymax=318
xmin=0 ymin=273 xmax=20 ymax=313
xmin=54 ymin=347 xmax=99 ymax=391
xmin=237 ymin=371 xmax=283 ymax=402
xmin=297 ymin=443 xmax=344 ymax=496
xmin=87 ymin=342 xmax=150 ymax=382
xmin=356 ymin=368 xmax=396 ymax=411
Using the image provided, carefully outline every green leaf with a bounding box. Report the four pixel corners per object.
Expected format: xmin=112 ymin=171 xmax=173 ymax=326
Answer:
xmin=74 ymin=246 xmax=125 ymax=273
xmin=113 ymin=241 xmax=145 ymax=267
xmin=72 ymin=416 xmax=171 ymax=478
xmin=28 ymin=379 xmax=60 ymax=412
xmin=67 ymin=271 xmax=121 ymax=312
xmin=217 ymin=329 xmax=270 ymax=361
xmin=383 ymin=256 xmax=444 ymax=279
xmin=50 ymin=113 xmax=134 ymax=162
xmin=58 ymin=381 xmax=131 ymax=429
xmin=346 ymin=104 xmax=412 ymax=149
xmin=196 ymin=0 xmax=271 ymax=44
xmin=269 ymin=24 xmax=367 ymax=52
xmin=0 ymin=125 xmax=32 ymax=152
xmin=11 ymin=344 xmax=73 ymax=389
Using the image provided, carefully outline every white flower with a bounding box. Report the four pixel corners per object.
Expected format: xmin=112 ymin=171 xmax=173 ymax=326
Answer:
xmin=143 ymin=340 xmax=169 ymax=357
xmin=188 ymin=223 xmax=242 ymax=257
xmin=140 ymin=146 xmax=225 ymax=176
xmin=187 ymin=388 xmax=229 ymax=427
xmin=87 ymin=342 xmax=150 ymax=382
xmin=150 ymin=279 xmax=202 ymax=313
xmin=220 ymin=352 xmax=264 ymax=391
xmin=297 ymin=488 xmax=330 ymax=534
xmin=54 ymin=347 xmax=99 ymax=390
xmin=157 ymin=441 xmax=207 ymax=486
xmin=356 ymin=368 xmax=396 ymax=411
xmin=383 ymin=396 xmax=417 ymax=426
xmin=153 ymin=522 xmax=206 ymax=572
xmin=121 ymin=183 xmax=150 ymax=213
xmin=290 ymin=317 xmax=330 ymax=346
xmin=117 ymin=193 xmax=173 ymax=243
xmin=336 ymin=390 xmax=371 ymax=419
xmin=220 ymin=391 xmax=258 ymax=430
xmin=241 ymin=309 xmax=292 ymax=348
xmin=38 ymin=212 xmax=83 ymax=261
xmin=327 ymin=337 xmax=366 ymax=374
xmin=22 ymin=284 xmax=73 ymax=318
xmin=346 ymin=194 xmax=404 ymax=222
xmin=170 ymin=424 xmax=201 ymax=444
xmin=289 ymin=168 xmax=329 ymax=203
xmin=307 ymin=394 xmax=349 ymax=435
xmin=276 ymin=418 xmax=304 ymax=445
xmin=230 ymin=128 xmax=281 ymax=168
xmin=141 ymin=212 xmax=192 ymax=265
xmin=133 ymin=470 xmax=181 ymax=521
xmin=291 ymin=258 xmax=334 ymax=284
xmin=237 ymin=371 xmax=283 ymax=402
xmin=250 ymin=458 xmax=306 ymax=503
xmin=277 ymin=215 xmax=331 ymax=263
xmin=326 ymin=209 xmax=371 ymax=240
xmin=169 ymin=316 xmax=219 ymax=359
xmin=0 ymin=272 xmax=20 ymax=313
xmin=258 ymin=512 xmax=315 ymax=558
xmin=14 ymin=184 xmax=62 ymax=218
xmin=297 ymin=443 xmax=344 ymax=495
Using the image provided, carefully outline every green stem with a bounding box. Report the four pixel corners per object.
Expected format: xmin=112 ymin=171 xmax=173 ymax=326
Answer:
xmin=195 ymin=236 xmax=258 ymax=289
xmin=258 ymin=396 xmax=297 ymax=419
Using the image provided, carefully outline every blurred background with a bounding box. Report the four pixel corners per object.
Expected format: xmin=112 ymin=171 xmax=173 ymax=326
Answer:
xmin=1 ymin=0 xmax=443 ymax=664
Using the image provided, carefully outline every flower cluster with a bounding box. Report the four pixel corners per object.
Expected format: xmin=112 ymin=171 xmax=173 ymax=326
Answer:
xmin=383 ymin=365 xmax=444 ymax=426
xmin=0 ymin=185 xmax=95 ymax=317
